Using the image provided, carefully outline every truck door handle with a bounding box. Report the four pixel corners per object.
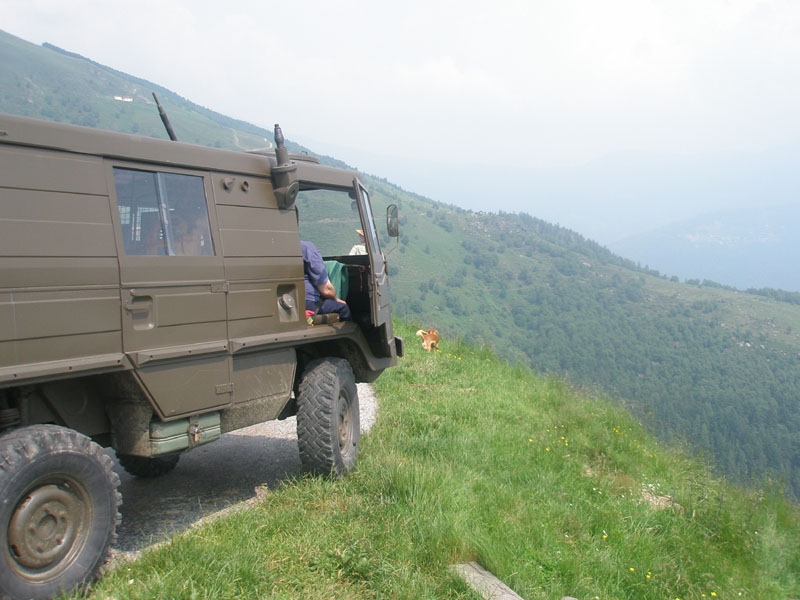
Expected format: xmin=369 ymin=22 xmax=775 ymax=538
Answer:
xmin=125 ymin=295 xmax=153 ymax=312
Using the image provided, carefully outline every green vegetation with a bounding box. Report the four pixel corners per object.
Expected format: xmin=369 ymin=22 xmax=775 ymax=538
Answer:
xmin=67 ymin=322 xmax=800 ymax=599
xmin=369 ymin=198 xmax=800 ymax=500
xmin=3 ymin=27 xmax=800 ymax=499
xmin=0 ymin=32 xmax=275 ymax=151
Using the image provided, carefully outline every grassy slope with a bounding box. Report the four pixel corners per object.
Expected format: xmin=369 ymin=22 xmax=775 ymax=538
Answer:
xmin=74 ymin=322 xmax=800 ymax=600
xmin=370 ymin=196 xmax=800 ymax=496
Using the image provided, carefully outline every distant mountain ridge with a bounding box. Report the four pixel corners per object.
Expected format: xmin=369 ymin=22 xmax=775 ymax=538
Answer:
xmin=3 ymin=28 xmax=800 ymax=500
xmin=369 ymin=141 xmax=800 ymax=273
xmin=610 ymin=204 xmax=800 ymax=291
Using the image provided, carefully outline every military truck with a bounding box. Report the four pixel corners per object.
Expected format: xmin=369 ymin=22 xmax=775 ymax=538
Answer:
xmin=0 ymin=113 xmax=403 ymax=600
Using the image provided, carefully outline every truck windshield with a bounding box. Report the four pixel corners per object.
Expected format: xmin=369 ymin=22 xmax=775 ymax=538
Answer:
xmin=296 ymin=188 xmax=376 ymax=258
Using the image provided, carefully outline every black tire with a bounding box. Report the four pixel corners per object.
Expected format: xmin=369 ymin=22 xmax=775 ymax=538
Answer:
xmin=296 ymin=358 xmax=360 ymax=477
xmin=117 ymin=453 xmax=180 ymax=478
xmin=0 ymin=425 xmax=121 ymax=600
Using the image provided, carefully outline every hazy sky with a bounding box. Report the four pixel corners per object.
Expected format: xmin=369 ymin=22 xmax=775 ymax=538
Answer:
xmin=5 ymin=0 xmax=800 ymax=243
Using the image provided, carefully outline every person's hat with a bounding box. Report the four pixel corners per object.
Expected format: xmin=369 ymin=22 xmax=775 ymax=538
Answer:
xmin=355 ymin=229 xmax=364 ymax=236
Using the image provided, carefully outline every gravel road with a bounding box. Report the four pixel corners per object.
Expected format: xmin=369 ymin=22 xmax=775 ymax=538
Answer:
xmin=107 ymin=383 xmax=377 ymax=564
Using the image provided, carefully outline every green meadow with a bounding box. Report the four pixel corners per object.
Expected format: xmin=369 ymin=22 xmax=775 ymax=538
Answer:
xmin=72 ymin=322 xmax=800 ymax=600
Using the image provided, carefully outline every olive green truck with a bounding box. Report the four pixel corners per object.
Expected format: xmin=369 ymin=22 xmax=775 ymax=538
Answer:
xmin=0 ymin=113 xmax=403 ymax=599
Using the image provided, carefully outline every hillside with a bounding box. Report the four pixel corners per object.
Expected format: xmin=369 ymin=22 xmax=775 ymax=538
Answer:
xmin=72 ymin=322 xmax=800 ymax=599
xmin=0 ymin=30 xmax=335 ymax=162
xmin=2 ymin=28 xmax=799 ymax=500
xmin=379 ymin=201 xmax=800 ymax=495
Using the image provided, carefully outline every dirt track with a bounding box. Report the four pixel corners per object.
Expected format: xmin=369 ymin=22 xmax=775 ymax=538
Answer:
xmin=108 ymin=384 xmax=377 ymax=564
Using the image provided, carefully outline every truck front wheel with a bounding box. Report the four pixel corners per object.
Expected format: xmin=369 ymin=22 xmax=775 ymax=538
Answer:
xmin=0 ymin=425 xmax=121 ymax=600
xmin=296 ymin=358 xmax=360 ymax=477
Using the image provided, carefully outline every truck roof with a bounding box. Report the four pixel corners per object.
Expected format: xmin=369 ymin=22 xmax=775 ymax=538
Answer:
xmin=0 ymin=113 xmax=361 ymax=191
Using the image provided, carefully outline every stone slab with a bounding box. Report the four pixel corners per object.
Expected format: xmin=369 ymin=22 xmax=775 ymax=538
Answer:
xmin=450 ymin=562 xmax=524 ymax=600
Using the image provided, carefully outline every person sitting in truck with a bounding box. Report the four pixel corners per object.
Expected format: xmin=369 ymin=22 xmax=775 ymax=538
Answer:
xmin=349 ymin=229 xmax=367 ymax=255
xmin=302 ymin=240 xmax=352 ymax=321
xmin=172 ymin=214 xmax=213 ymax=256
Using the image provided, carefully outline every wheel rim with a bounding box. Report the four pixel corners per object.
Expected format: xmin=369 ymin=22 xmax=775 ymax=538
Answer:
xmin=7 ymin=478 xmax=91 ymax=578
xmin=337 ymin=390 xmax=355 ymax=459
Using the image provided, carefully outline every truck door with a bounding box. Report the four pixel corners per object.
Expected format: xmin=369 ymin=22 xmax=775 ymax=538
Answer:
xmin=111 ymin=166 xmax=231 ymax=419
xmin=355 ymin=185 xmax=391 ymax=328
xmin=356 ymin=184 xmax=396 ymax=356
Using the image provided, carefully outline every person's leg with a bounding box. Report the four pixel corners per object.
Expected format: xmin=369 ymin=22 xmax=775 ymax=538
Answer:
xmin=319 ymin=298 xmax=352 ymax=321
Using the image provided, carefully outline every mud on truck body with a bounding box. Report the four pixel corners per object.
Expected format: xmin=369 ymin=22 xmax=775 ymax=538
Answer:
xmin=0 ymin=113 xmax=403 ymax=599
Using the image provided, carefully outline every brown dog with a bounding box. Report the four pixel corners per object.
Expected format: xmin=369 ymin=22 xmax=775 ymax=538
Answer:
xmin=416 ymin=329 xmax=440 ymax=352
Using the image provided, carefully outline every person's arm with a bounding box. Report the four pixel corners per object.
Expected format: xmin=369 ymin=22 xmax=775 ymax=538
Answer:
xmin=303 ymin=241 xmax=346 ymax=305
xmin=317 ymin=280 xmax=343 ymax=303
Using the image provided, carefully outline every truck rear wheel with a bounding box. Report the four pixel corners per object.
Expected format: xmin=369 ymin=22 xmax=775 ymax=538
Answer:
xmin=296 ymin=358 xmax=360 ymax=477
xmin=117 ymin=453 xmax=180 ymax=478
xmin=0 ymin=425 xmax=121 ymax=600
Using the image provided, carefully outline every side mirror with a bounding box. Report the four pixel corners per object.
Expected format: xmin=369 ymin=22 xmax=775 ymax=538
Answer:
xmin=387 ymin=204 xmax=399 ymax=238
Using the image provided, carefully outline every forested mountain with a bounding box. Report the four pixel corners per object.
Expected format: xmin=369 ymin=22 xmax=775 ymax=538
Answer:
xmin=2 ymin=29 xmax=799 ymax=500
xmin=381 ymin=201 xmax=800 ymax=495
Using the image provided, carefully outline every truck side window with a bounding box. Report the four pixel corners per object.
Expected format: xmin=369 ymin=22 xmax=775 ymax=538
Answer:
xmin=113 ymin=168 xmax=214 ymax=256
